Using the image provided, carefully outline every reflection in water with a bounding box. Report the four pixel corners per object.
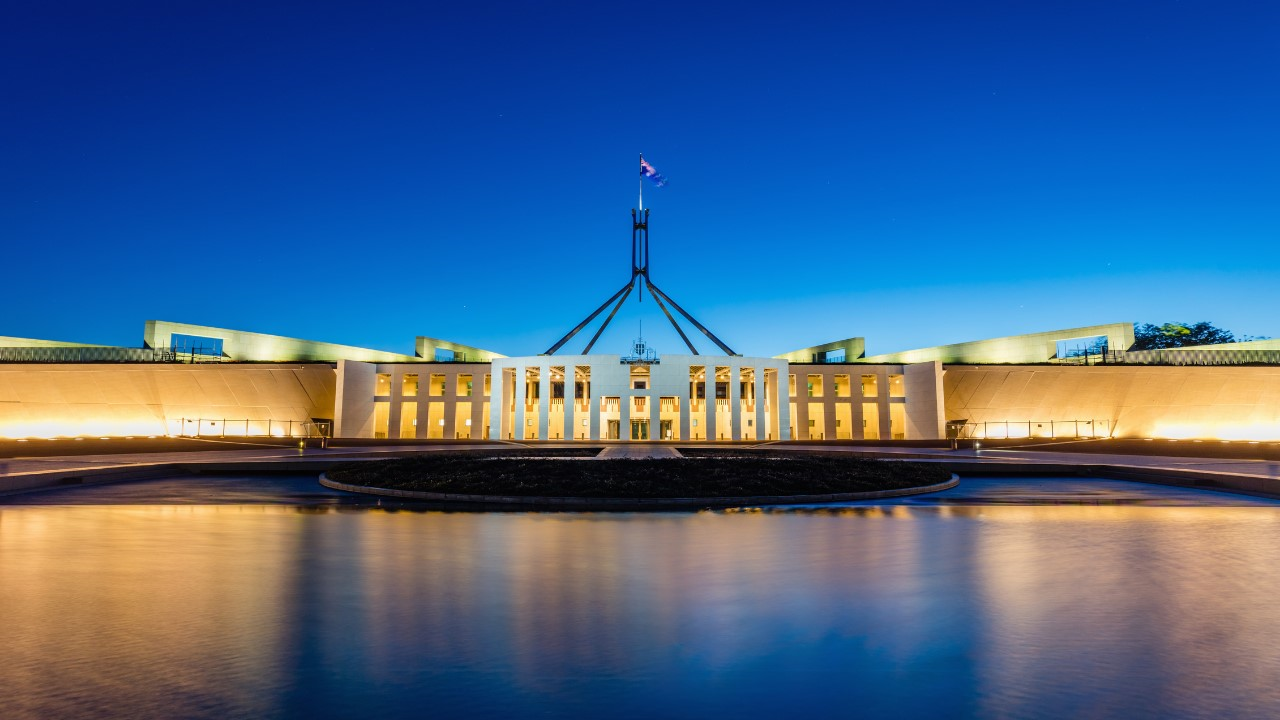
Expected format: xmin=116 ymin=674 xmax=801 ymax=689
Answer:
xmin=2 ymin=502 xmax=1280 ymax=718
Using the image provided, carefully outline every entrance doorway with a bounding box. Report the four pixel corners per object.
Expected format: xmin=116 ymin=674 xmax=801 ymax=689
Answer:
xmin=660 ymin=419 xmax=673 ymax=440
xmin=606 ymin=420 xmax=620 ymax=440
xmin=630 ymin=420 xmax=649 ymax=440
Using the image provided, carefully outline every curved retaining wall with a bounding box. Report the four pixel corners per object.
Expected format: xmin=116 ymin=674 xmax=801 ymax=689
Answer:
xmin=317 ymin=473 xmax=960 ymax=510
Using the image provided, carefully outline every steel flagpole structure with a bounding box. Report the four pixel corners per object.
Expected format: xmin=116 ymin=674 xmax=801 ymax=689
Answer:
xmin=542 ymin=157 xmax=738 ymax=356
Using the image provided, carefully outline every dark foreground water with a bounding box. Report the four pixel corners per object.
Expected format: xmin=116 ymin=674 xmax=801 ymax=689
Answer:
xmin=3 ymin=476 xmax=1280 ymax=719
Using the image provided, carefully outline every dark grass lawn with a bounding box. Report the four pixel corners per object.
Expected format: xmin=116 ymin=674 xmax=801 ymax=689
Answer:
xmin=327 ymin=454 xmax=952 ymax=498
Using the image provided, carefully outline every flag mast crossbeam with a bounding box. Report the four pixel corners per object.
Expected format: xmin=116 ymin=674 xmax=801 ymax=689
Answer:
xmin=542 ymin=155 xmax=738 ymax=357
xmin=646 ymin=279 xmax=699 ymax=354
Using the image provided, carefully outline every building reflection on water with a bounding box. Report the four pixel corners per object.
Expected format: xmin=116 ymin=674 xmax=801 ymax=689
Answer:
xmin=2 ymin=502 xmax=1279 ymax=718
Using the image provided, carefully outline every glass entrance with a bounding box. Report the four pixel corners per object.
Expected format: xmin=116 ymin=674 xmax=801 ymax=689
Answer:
xmin=606 ymin=420 xmax=620 ymax=440
xmin=630 ymin=420 xmax=649 ymax=440
xmin=660 ymin=419 xmax=673 ymax=440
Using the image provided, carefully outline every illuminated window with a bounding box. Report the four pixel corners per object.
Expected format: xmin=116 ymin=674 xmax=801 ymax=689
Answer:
xmin=834 ymin=374 xmax=851 ymax=398
xmin=399 ymin=402 xmax=417 ymax=439
xmin=807 ymin=374 xmax=823 ymax=398
xmin=863 ymin=402 xmax=880 ymax=439
xmin=429 ymin=374 xmax=446 ymax=396
xmin=458 ymin=373 xmax=473 ymax=397
xmin=375 ymin=373 xmax=391 ymax=397
xmin=427 ymin=402 xmax=446 ymax=439
xmin=454 ymin=402 xmax=472 ymax=439
xmin=861 ymin=374 xmax=878 ymax=398
xmin=402 ymin=374 xmax=419 ymax=396
xmin=889 ymin=374 xmax=906 ymax=398
xmin=631 ymin=364 xmax=649 ymax=390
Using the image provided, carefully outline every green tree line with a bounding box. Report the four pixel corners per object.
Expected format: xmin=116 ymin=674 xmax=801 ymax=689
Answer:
xmin=1131 ymin=322 xmax=1270 ymax=350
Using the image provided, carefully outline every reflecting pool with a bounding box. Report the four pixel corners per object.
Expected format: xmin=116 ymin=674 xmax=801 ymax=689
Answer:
xmin=2 ymin=476 xmax=1279 ymax=719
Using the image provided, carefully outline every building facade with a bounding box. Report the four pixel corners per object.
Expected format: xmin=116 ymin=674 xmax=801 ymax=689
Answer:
xmin=3 ymin=320 xmax=1280 ymax=443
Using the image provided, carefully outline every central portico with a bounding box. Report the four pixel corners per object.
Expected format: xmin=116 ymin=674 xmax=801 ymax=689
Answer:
xmin=489 ymin=354 xmax=789 ymax=442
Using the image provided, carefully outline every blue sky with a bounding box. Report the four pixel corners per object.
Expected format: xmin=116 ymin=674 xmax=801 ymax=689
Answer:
xmin=4 ymin=1 xmax=1278 ymax=358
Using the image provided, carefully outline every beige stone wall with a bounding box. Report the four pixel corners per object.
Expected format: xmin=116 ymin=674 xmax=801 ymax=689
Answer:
xmin=944 ymin=365 xmax=1280 ymax=440
xmin=0 ymin=364 xmax=336 ymax=438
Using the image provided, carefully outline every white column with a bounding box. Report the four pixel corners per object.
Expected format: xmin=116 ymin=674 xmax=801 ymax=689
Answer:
xmin=621 ymin=386 xmax=631 ymax=442
xmin=729 ymin=363 xmax=742 ymax=441
xmin=706 ymin=370 xmax=718 ymax=442
xmin=489 ymin=365 xmax=503 ymax=440
xmin=794 ymin=377 xmax=809 ymax=440
xmin=564 ymin=366 xmax=575 ymax=441
xmin=778 ymin=365 xmax=792 ymax=440
xmin=680 ymin=366 xmax=691 ymax=440
xmin=538 ymin=363 xmax=551 ymax=441
xmin=514 ymin=366 xmax=527 ymax=440
xmin=442 ymin=371 xmax=457 ymax=440
xmin=754 ymin=364 xmax=766 ymax=442
xmin=589 ymin=363 xmax=601 ymax=441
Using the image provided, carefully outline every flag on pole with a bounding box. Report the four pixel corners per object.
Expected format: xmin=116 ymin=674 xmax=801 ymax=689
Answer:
xmin=640 ymin=157 xmax=668 ymax=187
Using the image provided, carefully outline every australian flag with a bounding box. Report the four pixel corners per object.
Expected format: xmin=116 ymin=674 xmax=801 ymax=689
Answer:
xmin=640 ymin=157 xmax=668 ymax=187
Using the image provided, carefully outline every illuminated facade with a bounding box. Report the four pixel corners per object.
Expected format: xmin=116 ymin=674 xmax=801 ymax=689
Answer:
xmin=3 ymin=320 xmax=1280 ymax=442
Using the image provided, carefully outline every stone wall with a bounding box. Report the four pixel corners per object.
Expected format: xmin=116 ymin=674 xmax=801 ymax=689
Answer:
xmin=0 ymin=363 xmax=336 ymax=438
xmin=944 ymin=364 xmax=1280 ymax=440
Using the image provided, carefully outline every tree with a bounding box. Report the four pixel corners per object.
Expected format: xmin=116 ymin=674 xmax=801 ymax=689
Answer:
xmin=1132 ymin=321 xmax=1240 ymax=350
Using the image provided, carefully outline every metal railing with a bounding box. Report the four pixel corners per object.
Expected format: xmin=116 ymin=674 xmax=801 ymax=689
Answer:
xmin=0 ymin=345 xmax=223 ymax=364
xmin=1051 ymin=350 xmax=1125 ymax=365
xmin=952 ymin=419 xmax=1110 ymax=440
xmin=171 ymin=418 xmax=331 ymax=438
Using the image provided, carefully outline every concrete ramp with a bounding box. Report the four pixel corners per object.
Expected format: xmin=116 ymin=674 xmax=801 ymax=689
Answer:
xmin=595 ymin=446 xmax=683 ymax=460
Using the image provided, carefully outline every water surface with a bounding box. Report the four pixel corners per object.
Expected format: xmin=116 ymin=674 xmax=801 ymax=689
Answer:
xmin=2 ymin=476 xmax=1278 ymax=719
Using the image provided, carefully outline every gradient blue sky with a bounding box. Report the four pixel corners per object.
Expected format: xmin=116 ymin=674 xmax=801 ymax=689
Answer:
xmin=4 ymin=1 xmax=1278 ymax=358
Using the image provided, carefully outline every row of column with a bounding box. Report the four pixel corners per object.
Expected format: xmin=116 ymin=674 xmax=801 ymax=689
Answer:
xmin=489 ymin=358 xmax=790 ymax=441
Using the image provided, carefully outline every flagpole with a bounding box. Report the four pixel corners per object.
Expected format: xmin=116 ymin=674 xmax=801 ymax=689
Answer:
xmin=637 ymin=154 xmax=644 ymax=302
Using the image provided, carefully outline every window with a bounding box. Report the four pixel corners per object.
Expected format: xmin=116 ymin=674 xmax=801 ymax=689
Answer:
xmin=458 ymin=374 xmax=473 ymax=397
xmin=375 ymin=373 xmax=391 ymax=397
xmin=863 ymin=402 xmax=879 ymax=439
xmin=890 ymin=403 xmax=906 ymax=439
xmin=399 ymin=402 xmax=417 ymax=439
xmin=807 ymin=374 xmax=823 ymax=398
xmin=861 ymin=374 xmax=878 ymax=398
xmin=402 ymin=374 xmax=419 ymax=396
xmin=889 ymin=374 xmax=906 ymax=398
xmin=427 ymin=402 xmax=446 ymax=439
xmin=170 ymin=333 xmax=224 ymax=358
xmin=631 ymin=364 xmax=650 ymax=390
xmin=429 ymin=374 xmax=446 ymax=396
